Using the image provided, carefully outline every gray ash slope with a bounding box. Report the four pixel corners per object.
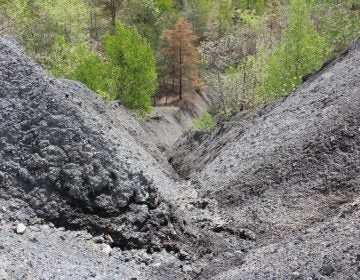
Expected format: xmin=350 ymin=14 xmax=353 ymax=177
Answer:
xmin=0 ymin=36 xmax=181 ymax=250
xmin=0 ymin=37 xmax=238 ymax=280
xmin=169 ymin=38 xmax=360 ymax=279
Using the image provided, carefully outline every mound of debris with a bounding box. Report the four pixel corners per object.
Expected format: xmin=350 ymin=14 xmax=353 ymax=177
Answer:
xmin=0 ymin=37 xmax=178 ymax=250
xmin=169 ymin=39 xmax=360 ymax=278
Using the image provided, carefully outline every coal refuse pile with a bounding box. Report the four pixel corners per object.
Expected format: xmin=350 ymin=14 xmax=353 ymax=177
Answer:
xmin=1 ymin=35 xmax=360 ymax=280
xmin=169 ymin=38 xmax=360 ymax=279
xmin=0 ymin=37 xmax=176 ymax=251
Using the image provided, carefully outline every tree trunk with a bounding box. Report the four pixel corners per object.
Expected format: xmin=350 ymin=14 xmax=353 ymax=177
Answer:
xmin=111 ymin=0 xmax=116 ymax=29
xmin=217 ymin=72 xmax=226 ymax=115
xmin=241 ymin=60 xmax=247 ymax=111
xmin=179 ymin=42 xmax=182 ymax=100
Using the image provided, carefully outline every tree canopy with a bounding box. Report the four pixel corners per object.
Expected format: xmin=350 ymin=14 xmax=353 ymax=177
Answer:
xmin=104 ymin=23 xmax=157 ymax=113
xmin=0 ymin=0 xmax=359 ymax=115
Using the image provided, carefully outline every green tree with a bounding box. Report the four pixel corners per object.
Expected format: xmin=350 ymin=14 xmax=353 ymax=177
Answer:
xmin=315 ymin=0 xmax=360 ymax=55
xmin=104 ymin=23 xmax=157 ymax=113
xmin=47 ymin=35 xmax=117 ymax=99
xmin=93 ymin=0 xmax=123 ymax=29
xmin=68 ymin=45 xmax=118 ymax=99
xmin=217 ymin=0 xmax=233 ymax=34
xmin=260 ymin=0 xmax=328 ymax=100
xmin=184 ymin=0 xmax=213 ymax=37
xmin=46 ymin=34 xmax=72 ymax=77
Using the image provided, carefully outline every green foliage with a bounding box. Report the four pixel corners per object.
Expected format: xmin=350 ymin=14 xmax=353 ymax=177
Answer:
xmin=0 ymin=0 xmax=90 ymax=66
xmin=232 ymin=0 xmax=265 ymax=14
xmin=119 ymin=0 xmax=178 ymax=94
xmin=67 ymin=45 xmax=118 ymax=99
xmin=223 ymin=55 xmax=260 ymax=112
xmin=122 ymin=0 xmax=163 ymax=49
xmin=184 ymin=0 xmax=213 ymax=37
xmin=2 ymin=0 xmax=357 ymax=116
xmin=260 ymin=0 xmax=328 ymax=100
xmin=315 ymin=0 xmax=360 ymax=55
xmin=0 ymin=0 xmax=34 ymax=27
xmin=217 ymin=0 xmax=233 ymax=33
xmin=104 ymin=23 xmax=157 ymax=113
xmin=191 ymin=112 xmax=216 ymax=131
xmin=157 ymin=0 xmax=175 ymax=13
xmin=47 ymin=35 xmax=117 ymax=100
xmin=46 ymin=35 xmax=72 ymax=77
xmin=120 ymin=0 xmax=178 ymax=51
xmin=37 ymin=0 xmax=90 ymax=41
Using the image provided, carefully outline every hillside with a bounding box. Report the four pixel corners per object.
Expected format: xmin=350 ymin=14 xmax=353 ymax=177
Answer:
xmin=1 ymin=36 xmax=360 ymax=279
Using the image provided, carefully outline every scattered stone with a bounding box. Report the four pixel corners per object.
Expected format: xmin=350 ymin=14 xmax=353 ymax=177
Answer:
xmin=30 ymin=237 xmax=39 ymax=243
xmin=291 ymin=271 xmax=302 ymax=279
xmin=104 ymin=234 xmax=114 ymax=245
xmin=101 ymin=244 xmax=112 ymax=255
xmin=93 ymin=235 xmax=104 ymax=244
xmin=39 ymin=225 xmax=50 ymax=233
xmin=178 ymin=250 xmax=191 ymax=261
xmin=237 ymin=229 xmax=256 ymax=241
xmin=211 ymin=221 xmax=226 ymax=232
xmin=182 ymin=265 xmax=193 ymax=273
xmin=319 ymin=264 xmax=335 ymax=276
xmin=16 ymin=223 xmax=27 ymax=235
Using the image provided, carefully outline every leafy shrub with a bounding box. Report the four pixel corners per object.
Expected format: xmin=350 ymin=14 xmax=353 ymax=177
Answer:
xmin=191 ymin=112 xmax=216 ymax=132
xmin=259 ymin=0 xmax=328 ymax=100
xmin=104 ymin=23 xmax=157 ymax=114
xmin=67 ymin=44 xmax=119 ymax=99
xmin=47 ymin=35 xmax=117 ymax=99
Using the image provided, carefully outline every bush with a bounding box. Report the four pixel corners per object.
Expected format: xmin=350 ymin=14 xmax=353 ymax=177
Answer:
xmin=103 ymin=23 xmax=157 ymax=114
xmin=259 ymin=0 xmax=328 ymax=100
xmin=47 ymin=36 xmax=118 ymax=100
xmin=67 ymin=44 xmax=118 ymax=99
xmin=191 ymin=112 xmax=216 ymax=132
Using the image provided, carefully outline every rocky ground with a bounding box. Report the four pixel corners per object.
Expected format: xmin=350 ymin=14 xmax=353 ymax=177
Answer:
xmin=1 ymin=36 xmax=360 ymax=279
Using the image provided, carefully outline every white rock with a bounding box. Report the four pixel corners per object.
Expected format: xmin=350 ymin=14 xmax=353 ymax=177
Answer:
xmin=40 ymin=225 xmax=50 ymax=231
xmin=101 ymin=244 xmax=112 ymax=255
xmin=182 ymin=265 xmax=193 ymax=273
xmin=16 ymin=223 xmax=27 ymax=234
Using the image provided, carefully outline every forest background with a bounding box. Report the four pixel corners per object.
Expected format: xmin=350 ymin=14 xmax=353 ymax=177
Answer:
xmin=0 ymin=0 xmax=359 ymax=117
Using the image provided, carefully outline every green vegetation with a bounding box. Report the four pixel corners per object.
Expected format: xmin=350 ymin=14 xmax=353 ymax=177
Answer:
xmin=260 ymin=0 xmax=328 ymax=99
xmin=104 ymin=23 xmax=157 ymax=113
xmin=0 ymin=0 xmax=359 ymax=116
xmin=191 ymin=112 xmax=216 ymax=132
xmin=48 ymin=36 xmax=115 ymax=98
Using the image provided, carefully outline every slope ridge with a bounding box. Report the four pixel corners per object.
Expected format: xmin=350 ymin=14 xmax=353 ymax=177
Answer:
xmin=0 ymin=36 xmax=179 ymax=250
xmin=170 ymin=38 xmax=360 ymax=248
